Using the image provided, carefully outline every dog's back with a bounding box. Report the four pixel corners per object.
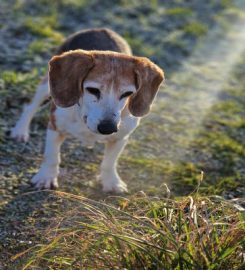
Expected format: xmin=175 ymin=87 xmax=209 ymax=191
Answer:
xmin=10 ymin=28 xmax=132 ymax=142
xmin=56 ymin=28 xmax=132 ymax=55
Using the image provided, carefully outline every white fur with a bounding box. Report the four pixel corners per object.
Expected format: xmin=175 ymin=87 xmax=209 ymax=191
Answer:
xmin=12 ymin=77 xmax=139 ymax=193
xmin=11 ymin=81 xmax=49 ymax=142
xmin=99 ymin=138 xmax=129 ymax=193
xmin=48 ymin=104 xmax=138 ymax=192
xmin=31 ymin=129 xmax=65 ymax=189
xmin=82 ymin=80 xmax=136 ymax=133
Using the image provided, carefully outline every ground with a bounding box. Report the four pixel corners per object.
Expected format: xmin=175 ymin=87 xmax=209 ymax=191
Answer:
xmin=0 ymin=0 xmax=244 ymax=269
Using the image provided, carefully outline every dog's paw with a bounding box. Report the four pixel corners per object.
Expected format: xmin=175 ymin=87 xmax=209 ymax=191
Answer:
xmin=99 ymin=173 xmax=128 ymax=194
xmin=10 ymin=124 xmax=29 ymax=142
xmin=31 ymin=170 xmax=59 ymax=190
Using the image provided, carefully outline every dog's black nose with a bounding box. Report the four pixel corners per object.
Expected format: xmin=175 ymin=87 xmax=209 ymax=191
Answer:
xmin=97 ymin=120 xmax=118 ymax=135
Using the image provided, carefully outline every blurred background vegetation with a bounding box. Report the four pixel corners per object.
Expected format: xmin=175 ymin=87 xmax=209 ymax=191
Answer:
xmin=0 ymin=0 xmax=235 ymax=72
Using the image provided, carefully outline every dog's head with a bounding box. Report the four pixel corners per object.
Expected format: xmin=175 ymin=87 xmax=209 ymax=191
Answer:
xmin=49 ymin=50 xmax=164 ymax=135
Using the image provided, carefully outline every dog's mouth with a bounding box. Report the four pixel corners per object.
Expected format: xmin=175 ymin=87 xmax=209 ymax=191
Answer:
xmin=83 ymin=115 xmax=99 ymax=134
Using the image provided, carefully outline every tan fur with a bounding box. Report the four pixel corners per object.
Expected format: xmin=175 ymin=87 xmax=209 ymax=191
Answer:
xmin=48 ymin=50 xmax=164 ymax=116
xmin=128 ymin=59 xmax=164 ymax=116
xmin=48 ymin=101 xmax=57 ymax=130
xmin=49 ymin=51 xmax=94 ymax=107
xmin=85 ymin=52 xmax=136 ymax=97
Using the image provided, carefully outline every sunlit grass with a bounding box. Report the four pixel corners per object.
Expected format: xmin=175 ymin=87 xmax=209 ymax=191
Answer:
xmin=183 ymin=22 xmax=208 ymax=37
xmin=23 ymin=17 xmax=64 ymax=44
xmin=165 ymin=7 xmax=193 ymax=17
xmin=13 ymin=190 xmax=244 ymax=269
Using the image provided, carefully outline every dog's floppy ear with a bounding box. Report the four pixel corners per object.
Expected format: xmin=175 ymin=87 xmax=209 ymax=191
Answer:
xmin=49 ymin=50 xmax=95 ymax=107
xmin=128 ymin=58 xmax=164 ymax=117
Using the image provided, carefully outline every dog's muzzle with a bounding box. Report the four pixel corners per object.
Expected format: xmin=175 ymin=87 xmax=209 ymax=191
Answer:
xmin=97 ymin=120 xmax=118 ymax=135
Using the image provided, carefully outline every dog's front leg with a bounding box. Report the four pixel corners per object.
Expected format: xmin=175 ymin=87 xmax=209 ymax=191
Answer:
xmin=11 ymin=78 xmax=49 ymax=142
xmin=100 ymin=138 xmax=128 ymax=193
xmin=31 ymin=129 xmax=65 ymax=189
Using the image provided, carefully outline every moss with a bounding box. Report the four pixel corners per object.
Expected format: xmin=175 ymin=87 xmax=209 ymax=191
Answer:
xmin=165 ymin=7 xmax=193 ymax=17
xmin=165 ymin=30 xmax=187 ymax=50
xmin=61 ymin=0 xmax=93 ymax=8
xmin=206 ymin=133 xmax=244 ymax=156
xmin=83 ymin=163 xmax=98 ymax=172
xmin=216 ymin=175 xmax=242 ymax=193
xmin=0 ymin=69 xmax=39 ymax=90
xmin=23 ymin=17 xmax=64 ymax=44
xmin=28 ymin=40 xmax=50 ymax=55
xmin=1 ymin=71 xmax=18 ymax=85
xmin=123 ymin=32 xmax=156 ymax=57
xmin=121 ymin=156 xmax=169 ymax=176
xmin=183 ymin=22 xmax=208 ymax=37
xmin=221 ymin=0 xmax=234 ymax=8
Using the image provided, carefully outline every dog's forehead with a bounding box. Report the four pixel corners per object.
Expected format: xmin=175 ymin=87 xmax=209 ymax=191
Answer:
xmin=85 ymin=54 xmax=136 ymax=88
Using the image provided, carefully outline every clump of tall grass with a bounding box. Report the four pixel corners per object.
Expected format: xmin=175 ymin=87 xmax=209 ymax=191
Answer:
xmin=13 ymin=186 xmax=244 ymax=270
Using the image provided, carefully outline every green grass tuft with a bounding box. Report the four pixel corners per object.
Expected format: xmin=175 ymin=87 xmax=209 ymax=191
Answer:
xmin=23 ymin=17 xmax=64 ymax=44
xmin=14 ymin=191 xmax=244 ymax=270
xmin=183 ymin=22 xmax=208 ymax=37
xmin=165 ymin=7 xmax=193 ymax=17
xmin=28 ymin=40 xmax=52 ymax=55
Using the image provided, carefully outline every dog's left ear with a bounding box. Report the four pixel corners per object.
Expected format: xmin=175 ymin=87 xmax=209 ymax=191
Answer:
xmin=128 ymin=58 xmax=164 ymax=117
xmin=49 ymin=50 xmax=94 ymax=108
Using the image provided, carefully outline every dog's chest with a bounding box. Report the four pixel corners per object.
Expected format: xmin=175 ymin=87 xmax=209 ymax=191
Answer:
xmin=54 ymin=106 xmax=99 ymax=147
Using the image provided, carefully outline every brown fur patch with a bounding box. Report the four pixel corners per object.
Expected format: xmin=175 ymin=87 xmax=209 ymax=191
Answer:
xmin=85 ymin=51 xmax=138 ymax=96
xmin=48 ymin=101 xmax=57 ymax=130
xmin=49 ymin=51 xmax=94 ymax=107
xmin=48 ymin=50 xmax=164 ymax=116
xmin=128 ymin=58 xmax=164 ymax=116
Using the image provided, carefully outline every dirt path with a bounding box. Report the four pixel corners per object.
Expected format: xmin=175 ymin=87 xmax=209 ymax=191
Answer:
xmin=148 ymin=4 xmax=245 ymax=161
xmin=121 ymin=3 xmax=245 ymax=194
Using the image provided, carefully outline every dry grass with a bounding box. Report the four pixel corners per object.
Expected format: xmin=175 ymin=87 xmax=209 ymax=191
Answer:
xmin=12 ymin=189 xmax=244 ymax=270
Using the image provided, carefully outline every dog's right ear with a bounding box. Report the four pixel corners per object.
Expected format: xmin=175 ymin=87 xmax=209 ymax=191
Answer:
xmin=128 ymin=57 xmax=164 ymax=117
xmin=49 ymin=50 xmax=95 ymax=107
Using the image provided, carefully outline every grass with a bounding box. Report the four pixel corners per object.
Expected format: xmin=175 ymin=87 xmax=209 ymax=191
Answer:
xmin=165 ymin=7 xmax=193 ymax=17
xmin=183 ymin=22 xmax=208 ymax=37
xmin=28 ymin=40 xmax=52 ymax=55
xmin=23 ymin=17 xmax=64 ymax=44
xmin=12 ymin=190 xmax=245 ymax=270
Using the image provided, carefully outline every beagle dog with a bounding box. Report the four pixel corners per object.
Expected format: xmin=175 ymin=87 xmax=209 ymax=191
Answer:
xmin=11 ymin=28 xmax=164 ymax=193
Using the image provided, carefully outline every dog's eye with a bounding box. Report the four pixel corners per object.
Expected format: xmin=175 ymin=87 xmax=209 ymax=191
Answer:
xmin=120 ymin=91 xmax=133 ymax=100
xmin=86 ymin=87 xmax=101 ymax=99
